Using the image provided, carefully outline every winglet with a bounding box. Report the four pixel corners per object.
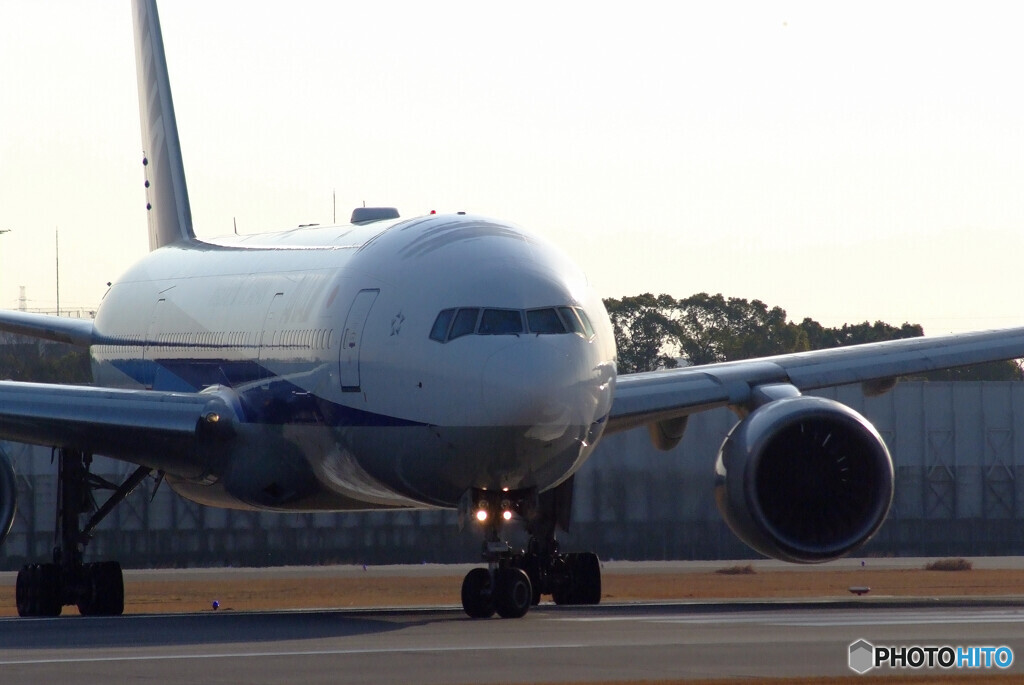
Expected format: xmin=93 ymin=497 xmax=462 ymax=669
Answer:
xmin=132 ymin=0 xmax=196 ymax=250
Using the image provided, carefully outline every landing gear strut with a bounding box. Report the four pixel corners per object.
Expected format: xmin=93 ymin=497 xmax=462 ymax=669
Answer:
xmin=16 ymin=449 xmax=150 ymax=617
xmin=459 ymin=480 xmax=601 ymax=619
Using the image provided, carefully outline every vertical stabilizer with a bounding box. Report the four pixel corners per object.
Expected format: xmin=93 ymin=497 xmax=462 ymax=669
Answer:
xmin=131 ymin=0 xmax=195 ymax=250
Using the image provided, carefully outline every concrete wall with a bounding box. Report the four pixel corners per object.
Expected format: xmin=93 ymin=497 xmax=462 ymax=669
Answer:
xmin=3 ymin=381 xmax=1023 ymax=569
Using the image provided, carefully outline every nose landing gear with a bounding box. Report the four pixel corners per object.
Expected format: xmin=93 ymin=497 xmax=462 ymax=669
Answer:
xmin=459 ymin=482 xmax=601 ymax=619
xmin=460 ymin=525 xmax=534 ymax=619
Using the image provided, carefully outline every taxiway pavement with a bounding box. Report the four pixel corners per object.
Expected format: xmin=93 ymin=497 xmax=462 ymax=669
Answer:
xmin=1 ymin=598 xmax=1023 ymax=684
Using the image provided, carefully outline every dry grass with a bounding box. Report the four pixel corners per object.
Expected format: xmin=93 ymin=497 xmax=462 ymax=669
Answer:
xmin=1 ymin=564 xmax=1021 ymax=617
xmin=601 ymin=567 xmax=1023 ymax=602
xmin=925 ymin=557 xmax=974 ymax=571
xmin=714 ymin=563 xmax=755 ymax=575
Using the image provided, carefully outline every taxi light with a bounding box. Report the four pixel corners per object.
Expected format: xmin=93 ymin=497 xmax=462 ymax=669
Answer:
xmin=502 ymin=510 xmax=512 ymax=521
xmin=475 ymin=509 xmax=488 ymax=523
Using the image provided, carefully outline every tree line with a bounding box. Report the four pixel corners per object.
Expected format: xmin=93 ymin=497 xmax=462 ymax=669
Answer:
xmin=604 ymin=292 xmax=1022 ymax=381
xmin=0 ymin=337 xmax=91 ymax=383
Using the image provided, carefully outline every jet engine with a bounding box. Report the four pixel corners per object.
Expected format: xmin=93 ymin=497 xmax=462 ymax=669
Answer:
xmin=714 ymin=395 xmax=894 ymax=563
xmin=0 ymin=448 xmax=16 ymax=549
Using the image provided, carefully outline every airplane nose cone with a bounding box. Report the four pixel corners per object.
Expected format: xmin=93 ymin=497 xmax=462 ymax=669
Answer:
xmin=481 ymin=337 xmax=607 ymax=441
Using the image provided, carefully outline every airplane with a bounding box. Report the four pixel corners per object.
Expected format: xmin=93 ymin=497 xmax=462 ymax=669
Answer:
xmin=3 ymin=0 xmax=1024 ymax=620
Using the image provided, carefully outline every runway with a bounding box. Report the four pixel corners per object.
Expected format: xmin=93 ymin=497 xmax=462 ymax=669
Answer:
xmin=1 ymin=599 xmax=1023 ymax=683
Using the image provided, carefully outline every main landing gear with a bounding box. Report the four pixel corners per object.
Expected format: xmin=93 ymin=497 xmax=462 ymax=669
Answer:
xmin=16 ymin=449 xmax=150 ymax=617
xmin=459 ymin=482 xmax=601 ymax=619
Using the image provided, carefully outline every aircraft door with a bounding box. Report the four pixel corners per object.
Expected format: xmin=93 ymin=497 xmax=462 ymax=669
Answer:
xmin=339 ymin=288 xmax=379 ymax=392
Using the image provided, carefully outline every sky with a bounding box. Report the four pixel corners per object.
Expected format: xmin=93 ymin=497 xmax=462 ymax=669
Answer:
xmin=2 ymin=1 xmax=1024 ymax=333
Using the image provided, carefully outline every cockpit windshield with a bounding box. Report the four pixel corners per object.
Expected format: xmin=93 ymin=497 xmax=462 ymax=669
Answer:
xmin=449 ymin=308 xmax=480 ymax=340
xmin=430 ymin=306 xmax=594 ymax=343
xmin=526 ymin=308 xmax=564 ymax=334
xmin=480 ymin=309 xmax=524 ymax=335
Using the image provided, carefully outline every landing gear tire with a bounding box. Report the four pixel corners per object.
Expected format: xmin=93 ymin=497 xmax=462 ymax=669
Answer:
xmin=15 ymin=449 xmax=146 ymax=618
xmin=16 ymin=563 xmax=62 ymax=618
xmin=77 ymin=561 xmax=125 ymax=617
xmin=493 ymin=568 xmax=532 ymax=619
xmin=552 ymin=552 xmax=601 ymax=606
xmin=570 ymin=552 xmax=601 ymax=605
xmin=460 ymin=482 xmax=598 ymax=617
xmin=522 ymin=556 xmax=543 ymax=605
xmin=461 ymin=567 xmax=495 ymax=619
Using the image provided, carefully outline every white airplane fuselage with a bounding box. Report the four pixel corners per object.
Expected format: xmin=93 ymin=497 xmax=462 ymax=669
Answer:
xmin=90 ymin=214 xmax=617 ymax=512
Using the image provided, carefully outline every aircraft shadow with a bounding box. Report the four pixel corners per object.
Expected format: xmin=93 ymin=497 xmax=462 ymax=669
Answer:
xmin=0 ymin=607 xmax=450 ymax=650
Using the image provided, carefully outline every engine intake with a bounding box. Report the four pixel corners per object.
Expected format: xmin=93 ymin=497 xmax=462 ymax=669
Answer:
xmin=714 ymin=395 xmax=894 ymax=563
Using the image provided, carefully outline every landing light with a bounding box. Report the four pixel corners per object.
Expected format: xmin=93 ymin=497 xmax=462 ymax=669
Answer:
xmin=475 ymin=509 xmax=488 ymax=523
xmin=502 ymin=510 xmax=512 ymax=522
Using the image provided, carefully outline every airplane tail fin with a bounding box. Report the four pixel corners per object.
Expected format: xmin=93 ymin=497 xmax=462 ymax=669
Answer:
xmin=131 ymin=0 xmax=196 ymax=250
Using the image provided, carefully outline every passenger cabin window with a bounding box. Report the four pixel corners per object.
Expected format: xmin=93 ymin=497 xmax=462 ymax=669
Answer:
xmin=430 ymin=305 xmax=595 ymax=343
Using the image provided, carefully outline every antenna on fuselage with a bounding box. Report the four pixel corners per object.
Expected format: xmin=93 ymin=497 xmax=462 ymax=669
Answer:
xmin=55 ymin=228 xmax=60 ymax=317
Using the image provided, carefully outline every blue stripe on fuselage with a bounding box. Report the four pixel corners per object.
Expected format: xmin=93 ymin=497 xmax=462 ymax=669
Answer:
xmin=109 ymin=357 xmax=423 ymax=428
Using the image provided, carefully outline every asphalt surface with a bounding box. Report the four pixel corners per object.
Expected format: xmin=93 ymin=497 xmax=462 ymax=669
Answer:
xmin=2 ymin=598 xmax=1024 ymax=683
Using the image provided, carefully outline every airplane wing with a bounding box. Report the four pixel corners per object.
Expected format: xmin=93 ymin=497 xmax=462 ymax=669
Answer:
xmin=608 ymin=326 xmax=1024 ymax=435
xmin=0 ymin=380 xmax=237 ymax=478
xmin=0 ymin=313 xmax=209 ymax=470
xmin=0 ymin=310 xmax=94 ymax=347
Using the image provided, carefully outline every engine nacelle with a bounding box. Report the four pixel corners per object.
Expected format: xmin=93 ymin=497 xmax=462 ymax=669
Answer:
xmin=714 ymin=395 xmax=894 ymax=563
xmin=0 ymin=448 xmax=16 ymax=549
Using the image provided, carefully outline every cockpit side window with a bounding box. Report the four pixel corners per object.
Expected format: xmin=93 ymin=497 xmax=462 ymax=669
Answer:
xmin=558 ymin=307 xmax=585 ymax=335
xmin=575 ymin=307 xmax=596 ymax=338
xmin=449 ymin=308 xmax=480 ymax=340
xmin=558 ymin=307 xmax=596 ymax=339
xmin=527 ymin=308 xmax=566 ymax=334
xmin=480 ymin=309 xmax=524 ymax=335
xmin=429 ymin=309 xmax=456 ymax=342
